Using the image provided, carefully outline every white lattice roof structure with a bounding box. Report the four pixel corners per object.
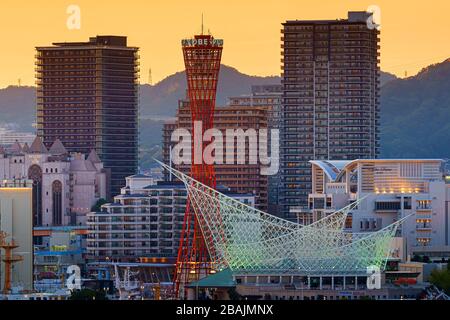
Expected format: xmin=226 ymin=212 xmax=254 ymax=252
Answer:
xmin=158 ymin=161 xmax=409 ymax=275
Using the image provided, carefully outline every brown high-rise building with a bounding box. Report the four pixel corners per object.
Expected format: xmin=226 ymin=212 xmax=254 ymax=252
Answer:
xmin=280 ymin=11 xmax=380 ymax=219
xmin=35 ymin=36 xmax=139 ymax=197
xmin=163 ymin=99 xmax=269 ymax=212
xmin=228 ymin=85 xmax=282 ymax=215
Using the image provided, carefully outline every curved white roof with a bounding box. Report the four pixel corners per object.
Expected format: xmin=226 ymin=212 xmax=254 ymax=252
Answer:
xmin=311 ymin=159 xmax=444 ymax=182
xmin=309 ymin=160 xmax=351 ymax=181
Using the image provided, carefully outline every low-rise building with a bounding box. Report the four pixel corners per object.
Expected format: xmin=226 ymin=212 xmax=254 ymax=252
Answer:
xmin=86 ymin=174 xmax=255 ymax=262
xmin=33 ymin=228 xmax=86 ymax=292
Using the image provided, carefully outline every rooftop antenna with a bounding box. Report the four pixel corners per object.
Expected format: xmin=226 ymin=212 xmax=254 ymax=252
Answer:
xmin=201 ymin=13 xmax=204 ymax=35
xmin=18 ymin=78 xmax=21 ymax=87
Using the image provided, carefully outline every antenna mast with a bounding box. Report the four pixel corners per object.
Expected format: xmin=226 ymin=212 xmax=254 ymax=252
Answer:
xmin=148 ymin=68 xmax=153 ymax=85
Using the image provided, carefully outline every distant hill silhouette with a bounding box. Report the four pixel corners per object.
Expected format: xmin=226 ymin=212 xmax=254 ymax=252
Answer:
xmin=0 ymin=85 xmax=36 ymax=130
xmin=380 ymin=58 xmax=450 ymax=159
xmin=4 ymin=61 xmax=448 ymax=168
xmin=0 ymin=64 xmax=397 ymax=130
xmin=139 ymin=65 xmax=281 ymax=118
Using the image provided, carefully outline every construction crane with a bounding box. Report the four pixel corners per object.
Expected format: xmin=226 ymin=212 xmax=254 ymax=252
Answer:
xmin=0 ymin=231 xmax=24 ymax=294
xmin=113 ymin=264 xmax=140 ymax=300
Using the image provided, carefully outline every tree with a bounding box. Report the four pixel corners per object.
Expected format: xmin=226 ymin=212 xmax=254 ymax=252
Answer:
xmin=227 ymin=288 xmax=242 ymax=300
xmin=91 ymin=198 xmax=108 ymax=212
xmin=429 ymin=265 xmax=450 ymax=295
xmin=69 ymin=288 xmax=108 ymax=300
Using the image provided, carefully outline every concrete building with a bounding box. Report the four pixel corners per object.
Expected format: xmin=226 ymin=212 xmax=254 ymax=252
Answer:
xmin=280 ymin=11 xmax=380 ymax=219
xmin=86 ymin=174 xmax=255 ymax=262
xmin=227 ymin=85 xmax=282 ymax=215
xmin=305 ymin=159 xmax=450 ymax=259
xmin=87 ymin=178 xmax=186 ymax=261
xmin=0 ymin=128 xmax=35 ymax=146
xmin=0 ymin=137 xmax=107 ymax=227
xmin=227 ymin=85 xmax=282 ymax=132
xmin=36 ymin=35 xmax=139 ymax=197
xmin=163 ymin=98 xmax=268 ymax=211
xmin=0 ymin=179 xmax=33 ymax=292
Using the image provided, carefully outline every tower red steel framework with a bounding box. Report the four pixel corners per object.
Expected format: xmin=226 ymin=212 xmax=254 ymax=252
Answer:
xmin=174 ymin=34 xmax=223 ymax=298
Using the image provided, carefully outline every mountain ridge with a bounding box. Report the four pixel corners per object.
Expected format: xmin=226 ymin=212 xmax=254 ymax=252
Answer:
xmin=380 ymin=58 xmax=450 ymax=159
xmin=0 ymin=65 xmax=398 ymax=130
xmin=2 ymin=61 xmax=449 ymax=165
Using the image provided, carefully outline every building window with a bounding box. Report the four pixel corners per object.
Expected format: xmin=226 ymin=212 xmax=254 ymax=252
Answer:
xmin=52 ymin=180 xmax=63 ymax=226
xmin=28 ymin=164 xmax=43 ymax=226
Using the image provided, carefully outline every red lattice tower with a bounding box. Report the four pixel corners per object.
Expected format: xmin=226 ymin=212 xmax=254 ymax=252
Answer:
xmin=174 ymin=34 xmax=223 ymax=298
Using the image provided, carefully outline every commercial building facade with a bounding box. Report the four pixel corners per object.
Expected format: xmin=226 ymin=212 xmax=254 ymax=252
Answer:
xmin=0 ymin=180 xmax=33 ymax=292
xmin=305 ymin=159 xmax=450 ymax=259
xmin=280 ymin=11 xmax=380 ymax=219
xmin=35 ymin=35 xmax=139 ymax=197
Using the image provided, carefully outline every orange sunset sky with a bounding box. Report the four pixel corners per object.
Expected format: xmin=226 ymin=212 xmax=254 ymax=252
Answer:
xmin=0 ymin=0 xmax=449 ymax=88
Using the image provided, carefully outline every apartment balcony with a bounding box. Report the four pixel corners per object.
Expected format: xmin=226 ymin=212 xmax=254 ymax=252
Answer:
xmin=415 ymin=213 xmax=432 ymax=220
xmin=87 ymin=245 xmax=152 ymax=251
xmin=416 ymin=225 xmax=432 ymax=232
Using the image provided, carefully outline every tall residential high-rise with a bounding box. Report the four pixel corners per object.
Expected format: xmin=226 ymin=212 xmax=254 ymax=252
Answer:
xmin=227 ymin=84 xmax=282 ymax=215
xmin=280 ymin=11 xmax=380 ymax=219
xmin=35 ymin=36 xmax=139 ymax=197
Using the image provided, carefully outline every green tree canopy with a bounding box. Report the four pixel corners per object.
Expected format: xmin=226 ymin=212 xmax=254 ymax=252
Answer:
xmin=91 ymin=198 xmax=108 ymax=212
xmin=69 ymin=288 xmax=108 ymax=300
